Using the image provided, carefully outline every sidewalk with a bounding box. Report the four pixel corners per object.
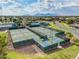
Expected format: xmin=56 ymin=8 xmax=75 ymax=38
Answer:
xmin=55 ymin=21 xmax=79 ymax=39
xmin=75 ymin=53 xmax=79 ymax=59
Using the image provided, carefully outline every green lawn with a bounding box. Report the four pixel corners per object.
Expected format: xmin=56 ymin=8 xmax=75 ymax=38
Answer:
xmin=0 ymin=31 xmax=8 ymax=45
xmin=49 ymin=22 xmax=68 ymax=33
xmin=49 ymin=22 xmax=63 ymax=31
xmin=0 ymin=31 xmax=8 ymax=59
xmin=0 ymin=31 xmax=7 ymax=38
xmin=8 ymin=45 xmax=79 ymax=59
xmin=60 ymin=22 xmax=72 ymax=30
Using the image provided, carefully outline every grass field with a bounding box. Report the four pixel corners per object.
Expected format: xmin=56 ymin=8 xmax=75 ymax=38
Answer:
xmin=49 ymin=22 xmax=63 ymax=31
xmin=0 ymin=31 xmax=8 ymax=59
xmin=0 ymin=31 xmax=8 ymax=44
xmin=0 ymin=31 xmax=7 ymax=38
xmin=60 ymin=22 xmax=72 ymax=29
xmin=8 ymin=45 xmax=79 ymax=59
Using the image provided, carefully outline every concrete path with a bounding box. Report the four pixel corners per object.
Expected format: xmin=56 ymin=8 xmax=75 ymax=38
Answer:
xmin=75 ymin=53 xmax=79 ymax=59
xmin=55 ymin=21 xmax=79 ymax=39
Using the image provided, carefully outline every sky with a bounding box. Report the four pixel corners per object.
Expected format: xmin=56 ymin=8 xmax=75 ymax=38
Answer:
xmin=0 ymin=0 xmax=79 ymax=16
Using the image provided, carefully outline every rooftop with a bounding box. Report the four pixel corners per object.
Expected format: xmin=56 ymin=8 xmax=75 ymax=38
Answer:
xmin=30 ymin=27 xmax=64 ymax=47
xmin=10 ymin=27 xmax=67 ymax=48
xmin=10 ymin=28 xmax=39 ymax=43
xmin=0 ymin=23 xmax=17 ymax=28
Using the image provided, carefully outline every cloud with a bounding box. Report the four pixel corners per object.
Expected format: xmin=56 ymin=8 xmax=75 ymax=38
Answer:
xmin=1 ymin=0 xmax=26 ymax=16
xmin=0 ymin=0 xmax=79 ymax=16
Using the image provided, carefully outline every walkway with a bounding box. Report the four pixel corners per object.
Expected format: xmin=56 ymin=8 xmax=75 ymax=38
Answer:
xmin=75 ymin=53 xmax=79 ymax=59
xmin=55 ymin=21 xmax=79 ymax=39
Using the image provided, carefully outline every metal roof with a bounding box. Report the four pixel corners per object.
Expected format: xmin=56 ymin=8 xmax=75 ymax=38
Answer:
xmin=10 ymin=28 xmax=39 ymax=43
xmin=10 ymin=27 xmax=65 ymax=48
xmin=0 ymin=23 xmax=16 ymax=28
xmin=31 ymin=27 xmax=64 ymax=47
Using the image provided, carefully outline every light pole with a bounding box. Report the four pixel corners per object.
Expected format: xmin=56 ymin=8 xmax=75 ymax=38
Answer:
xmin=48 ymin=29 xmax=53 ymax=43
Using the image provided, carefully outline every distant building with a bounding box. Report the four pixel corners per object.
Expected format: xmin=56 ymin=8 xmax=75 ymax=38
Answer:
xmin=75 ymin=18 xmax=79 ymax=24
xmin=0 ymin=23 xmax=18 ymax=30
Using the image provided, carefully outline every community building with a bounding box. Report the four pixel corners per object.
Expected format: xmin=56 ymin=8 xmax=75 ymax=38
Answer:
xmin=0 ymin=23 xmax=18 ymax=30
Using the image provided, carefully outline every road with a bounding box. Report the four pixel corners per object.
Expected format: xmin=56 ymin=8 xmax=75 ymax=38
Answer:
xmin=55 ymin=21 xmax=79 ymax=39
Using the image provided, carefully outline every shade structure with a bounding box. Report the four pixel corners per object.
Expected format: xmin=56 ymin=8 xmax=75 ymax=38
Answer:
xmin=0 ymin=23 xmax=18 ymax=29
xmin=10 ymin=27 xmax=70 ymax=52
xmin=10 ymin=28 xmax=40 ymax=47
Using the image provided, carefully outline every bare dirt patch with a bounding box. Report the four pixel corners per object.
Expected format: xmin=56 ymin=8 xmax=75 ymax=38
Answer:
xmin=15 ymin=44 xmax=37 ymax=54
